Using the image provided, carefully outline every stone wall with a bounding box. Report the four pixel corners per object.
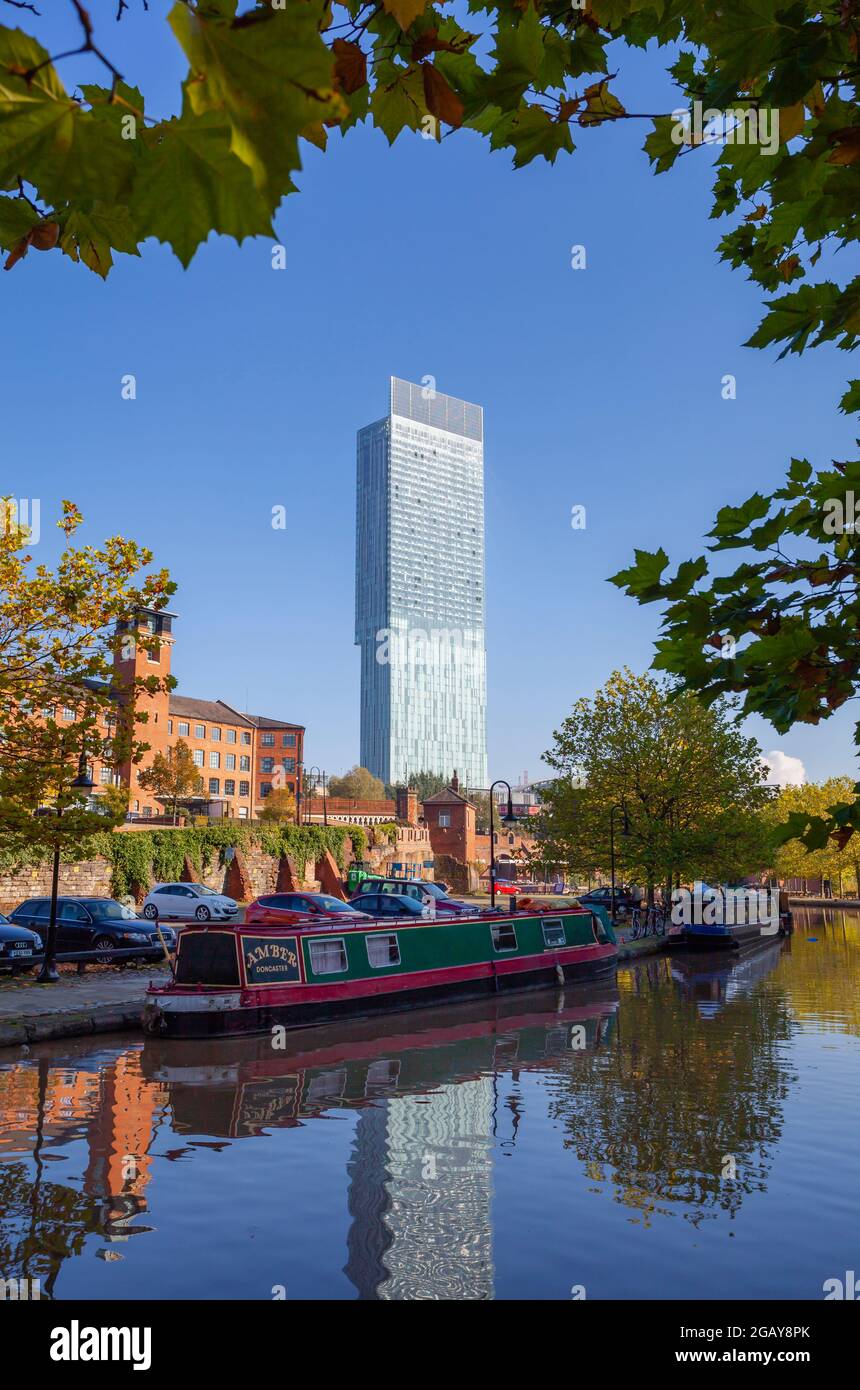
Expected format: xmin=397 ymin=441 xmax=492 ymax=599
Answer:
xmin=0 ymin=858 xmax=113 ymax=915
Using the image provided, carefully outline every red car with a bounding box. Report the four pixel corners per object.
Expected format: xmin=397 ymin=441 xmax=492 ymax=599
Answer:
xmin=244 ymin=892 xmax=371 ymax=927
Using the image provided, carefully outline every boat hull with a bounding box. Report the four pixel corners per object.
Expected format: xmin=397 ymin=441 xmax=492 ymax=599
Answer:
xmin=145 ymin=944 xmax=617 ymax=1039
xmin=682 ymin=922 xmax=779 ymax=950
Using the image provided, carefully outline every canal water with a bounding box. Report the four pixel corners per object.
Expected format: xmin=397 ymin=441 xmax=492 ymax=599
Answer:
xmin=0 ymin=907 xmax=857 ymax=1300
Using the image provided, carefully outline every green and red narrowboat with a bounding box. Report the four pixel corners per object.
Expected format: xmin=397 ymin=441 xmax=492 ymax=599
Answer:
xmin=143 ymin=905 xmax=618 ymax=1039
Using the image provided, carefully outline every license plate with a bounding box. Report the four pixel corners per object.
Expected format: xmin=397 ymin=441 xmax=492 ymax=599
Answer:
xmin=9 ymin=949 xmax=32 ymax=957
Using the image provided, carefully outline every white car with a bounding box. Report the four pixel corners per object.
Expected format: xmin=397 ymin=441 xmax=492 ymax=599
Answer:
xmin=142 ymin=883 xmax=238 ymax=923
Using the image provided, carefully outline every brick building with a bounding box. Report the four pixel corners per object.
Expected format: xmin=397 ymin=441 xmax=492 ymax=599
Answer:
xmin=87 ymin=608 xmax=304 ymax=820
xmin=422 ymin=780 xmax=477 ymax=865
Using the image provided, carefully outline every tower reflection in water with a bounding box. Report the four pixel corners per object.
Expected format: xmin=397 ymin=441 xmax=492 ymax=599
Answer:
xmin=0 ymin=993 xmax=618 ymax=1299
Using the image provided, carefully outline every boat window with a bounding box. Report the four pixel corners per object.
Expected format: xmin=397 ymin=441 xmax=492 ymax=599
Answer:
xmin=542 ymin=918 xmax=566 ymax=947
xmin=309 ymin=937 xmax=348 ymax=974
xmin=366 ymin=932 xmax=401 ymax=968
xmin=175 ymin=932 xmax=239 ymax=986
xmin=491 ymin=922 xmax=518 ymax=952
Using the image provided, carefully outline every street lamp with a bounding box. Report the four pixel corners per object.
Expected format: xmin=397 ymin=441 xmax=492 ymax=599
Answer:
xmin=489 ymin=779 xmax=517 ymax=910
xmin=294 ymin=761 xmax=304 ymax=825
xmin=307 ymin=766 xmax=324 ymax=826
xmin=609 ymin=801 xmax=630 ymax=924
xmin=36 ymin=754 xmax=94 ymax=983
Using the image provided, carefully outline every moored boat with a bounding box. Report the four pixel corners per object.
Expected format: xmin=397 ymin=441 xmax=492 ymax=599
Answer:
xmin=144 ymin=905 xmax=618 ymax=1039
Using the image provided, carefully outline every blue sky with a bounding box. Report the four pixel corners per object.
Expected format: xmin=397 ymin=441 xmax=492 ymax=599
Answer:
xmin=5 ymin=1 xmax=856 ymax=787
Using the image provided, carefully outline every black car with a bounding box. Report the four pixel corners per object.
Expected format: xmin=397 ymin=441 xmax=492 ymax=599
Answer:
xmin=7 ymin=898 xmax=176 ymax=960
xmin=576 ymin=886 xmax=639 ymax=914
xmin=349 ymin=892 xmax=429 ymax=920
xmin=0 ymin=913 xmax=43 ymax=974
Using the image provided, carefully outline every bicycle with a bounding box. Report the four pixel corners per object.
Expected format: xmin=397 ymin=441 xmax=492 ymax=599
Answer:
xmin=629 ymin=904 xmax=666 ymax=939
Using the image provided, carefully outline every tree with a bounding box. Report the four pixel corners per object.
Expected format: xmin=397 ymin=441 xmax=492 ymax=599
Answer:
xmin=258 ymin=786 xmax=297 ymax=822
xmin=612 ymin=438 xmax=860 ymax=852
xmin=0 ymin=497 xmax=174 ymax=860
xmin=137 ymin=740 xmax=201 ymax=825
xmin=767 ymin=776 xmax=860 ymax=892
xmin=538 ymin=669 xmax=773 ymax=899
xmin=327 ymin=765 xmax=386 ymax=800
xmin=0 ymin=1 xmax=854 ymax=368
xmin=386 ymin=772 xmax=450 ymax=806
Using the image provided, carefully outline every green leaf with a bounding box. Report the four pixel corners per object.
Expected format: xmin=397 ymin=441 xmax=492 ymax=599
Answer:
xmin=0 ymin=192 xmax=37 ymax=249
xmin=610 ymin=548 xmax=671 ymax=600
xmin=370 ymin=62 xmax=425 ymax=143
xmin=482 ymin=11 xmax=545 ymax=109
xmin=839 ymin=380 xmax=860 ymax=417
xmin=59 ymin=204 xmax=140 ymax=278
xmin=643 ymin=116 xmax=685 ymax=174
xmin=168 ymin=2 xmax=346 ymax=203
xmin=131 ymin=113 xmax=274 ymax=267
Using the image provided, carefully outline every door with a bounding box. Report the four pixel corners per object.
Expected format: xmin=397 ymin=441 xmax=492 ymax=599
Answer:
xmin=164 ymin=885 xmax=195 ymax=919
xmin=58 ymin=901 xmax=94 ymax=950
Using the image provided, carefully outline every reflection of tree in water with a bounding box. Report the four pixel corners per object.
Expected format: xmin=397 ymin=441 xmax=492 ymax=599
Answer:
xmin=0 ymin=1161 xmax=101 ymax=1296
xmin=545 ymin=959 xmax=796 ymax=1226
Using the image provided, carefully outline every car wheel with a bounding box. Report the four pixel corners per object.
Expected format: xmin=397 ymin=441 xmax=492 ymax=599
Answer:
xmin=143 ymin=903 xmax=158 ymax=920
xmin=195 ymin=905 xmax=211 ymax=922
xmin=92 ymin=936 xmax=117 ymax=965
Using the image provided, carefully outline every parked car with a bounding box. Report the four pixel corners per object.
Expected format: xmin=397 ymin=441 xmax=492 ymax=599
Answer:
xmin=244 ymin=893 xmax=371 ymax=927
xmin=576 ymin=885 xmax=639 ymax=914
xmin=7 ymin=898 xmax=175 ymax=960
xmin=349 ymin=892 xmax=430 ymax=920
xmin=0 ymin=913 xmax=42 ymax=974
xmin=142 ymin=883 xmax=238 ymax=923
xmin=349 ymin=878 xmax=472 ymax=916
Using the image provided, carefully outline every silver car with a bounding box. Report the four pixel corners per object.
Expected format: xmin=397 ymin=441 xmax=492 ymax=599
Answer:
xmin=142 ymin=883 xmax=238 ymax=923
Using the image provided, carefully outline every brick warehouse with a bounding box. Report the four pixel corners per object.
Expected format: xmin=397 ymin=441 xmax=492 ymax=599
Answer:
xmin=82 ymin=607 xmax=304 ymax=821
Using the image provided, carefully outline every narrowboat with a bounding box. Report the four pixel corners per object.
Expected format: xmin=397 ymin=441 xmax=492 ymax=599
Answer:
xmin=667 ymin=885 xmax=794 ymax=951
xmin=140 ymin=988 xmax=620 ymax=1132
xmin=143 ymin=905 xmax=618 ymax=1039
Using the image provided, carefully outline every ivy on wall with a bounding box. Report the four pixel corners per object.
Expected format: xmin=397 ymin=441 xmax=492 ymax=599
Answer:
xmin=0 ymin=819 xmax=411 ymax=898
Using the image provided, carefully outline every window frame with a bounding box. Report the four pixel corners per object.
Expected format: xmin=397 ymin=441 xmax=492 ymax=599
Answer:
xmin=541 ymin=918 xmax=567 ymax=948
xmin=366 ymin=932 xmax=401 ymax=969
xmin=491 ymin=921 xmax=518 ymax=952
xmin=308 ymin=937 xmax=349 ymax=975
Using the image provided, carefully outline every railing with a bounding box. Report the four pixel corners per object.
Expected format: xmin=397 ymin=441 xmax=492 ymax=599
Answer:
xmin=3 ymin=944 xmax=174 ymax=975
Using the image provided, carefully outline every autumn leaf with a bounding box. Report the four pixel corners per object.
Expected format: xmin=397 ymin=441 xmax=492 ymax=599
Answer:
xmin=382 ymin=0 xmax=428 ymax=31
xmin=332 ymin=38 xmax=366 ymax=96
xmin=779 ymin=102 xmax=805 ymax=142
xmin=827 ymin=127 xmax=860 ymax=166
xmin=422 ymin=63 xmax=464 ymax=129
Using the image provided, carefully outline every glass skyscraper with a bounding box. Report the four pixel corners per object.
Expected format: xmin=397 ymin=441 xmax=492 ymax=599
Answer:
xmin=355 ymin=377 xmax=488 ymax=789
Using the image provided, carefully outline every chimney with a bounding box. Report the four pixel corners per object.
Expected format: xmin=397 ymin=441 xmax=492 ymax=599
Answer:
xmin=451 ymin=770 xmax=459 ymax=792
xmin=396 ymin=785 xmax=419 ymax=826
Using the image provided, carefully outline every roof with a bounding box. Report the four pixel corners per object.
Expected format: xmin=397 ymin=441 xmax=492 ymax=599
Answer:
xmin=242 ymin=713 xmax=305 ymax=731
xmin=423 ymin=787 xmax=474 ymax=806
xmin=168 ymin=696 xmax=254 ymax=725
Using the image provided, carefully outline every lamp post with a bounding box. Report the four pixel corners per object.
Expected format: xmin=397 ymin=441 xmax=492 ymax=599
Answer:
xmin=295 ymin=762 xmax=304 ymax=826
xmin=609 ymin=801 xmax=630 ymax=924
xmin=36 ymin=754 xmax=94 ymax=983
xmin=307 ymin=766 xmax=323 ymax=826
xmin=489 ymin=779 xmax=517 ymax=910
